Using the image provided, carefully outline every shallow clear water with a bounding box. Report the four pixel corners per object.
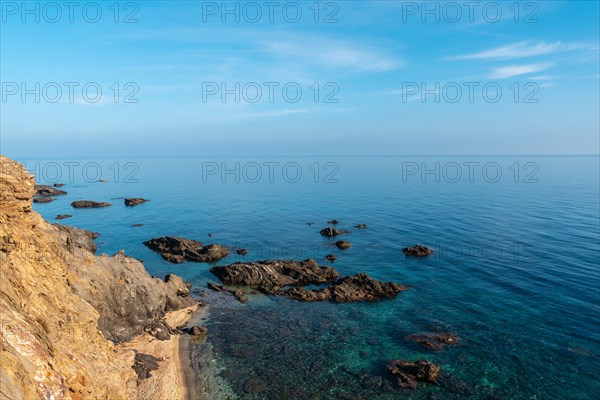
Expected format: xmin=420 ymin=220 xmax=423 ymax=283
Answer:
xmin=25 ymin=156 xmax=600 ymax=399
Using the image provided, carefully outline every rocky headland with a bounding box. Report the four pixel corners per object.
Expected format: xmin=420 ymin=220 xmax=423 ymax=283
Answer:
xmin=0 ymin=156 xmax=201 ymax=400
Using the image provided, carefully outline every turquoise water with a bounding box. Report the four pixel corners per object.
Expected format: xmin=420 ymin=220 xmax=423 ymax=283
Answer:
xmin=25 ymin=156 xmax=599 ymax=399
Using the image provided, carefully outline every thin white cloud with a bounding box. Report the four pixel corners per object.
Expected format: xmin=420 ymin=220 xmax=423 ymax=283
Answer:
xmin=263 ymin=39 xmax=402 ymax=73
xmin=489 ymin=62 xmax=552 ymax=79
xmin=451 ymin=41 xmax=590 ymax=60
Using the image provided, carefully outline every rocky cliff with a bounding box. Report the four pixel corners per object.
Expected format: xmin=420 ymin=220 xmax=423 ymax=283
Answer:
xmin=0 ymin=156 xmax=197 ymax=399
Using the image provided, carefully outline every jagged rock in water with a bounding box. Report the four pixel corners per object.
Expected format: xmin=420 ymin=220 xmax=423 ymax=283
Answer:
xmin=387 ymin=359 xmax=440 ymax=389
xmin=124 ymin=198 xmax=149 ymax=206
xmin=143 ymin=236 xmax=229 ymax=263
xmin=403 ymin=245 xmax=432 ymax=256
xmin=284 ymin=273 xmax=406 ymax=303
xmin=53 ymin=183 xmax=65 ymax=187
xmin=327 ymin=219 xmax=339 ymax=225
xmin=207 ymin=282 xmax=224 ymax=291
xmin=71 ymin=200 xmax=112 ymax=208
xmin=405 ymin=332 xmax=460 ymax=350
xmin=34 ymin=184 xmax=67 ymax=197
xmin=236 ymin=248 xmax=248 ymax=255
xmin=335 ymin=240 xmax=351 ymax=249
xmin=33 ymin=197 xmax=54 ymax=203
xmin=55 ymin=214 xmax=72 ymax=220
xmin=326 ymin=254 xmax=337 ymax=262
xmin=210 ymin=259 xmax=338 ymax=292
xmin=320 ymin=227 xmax=350 ymax=237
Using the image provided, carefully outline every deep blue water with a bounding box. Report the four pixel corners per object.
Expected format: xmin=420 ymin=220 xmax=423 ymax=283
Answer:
xmin=24 ymin=156 xmax=600 ymax=399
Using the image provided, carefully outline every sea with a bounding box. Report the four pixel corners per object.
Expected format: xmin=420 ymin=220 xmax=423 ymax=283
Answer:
xmin=22 ymin=155 xmax=600 ymax=400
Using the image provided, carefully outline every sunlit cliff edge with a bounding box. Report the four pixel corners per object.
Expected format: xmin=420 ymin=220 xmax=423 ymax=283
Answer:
xmin=0 ymin=155 xmax=198 ymax=400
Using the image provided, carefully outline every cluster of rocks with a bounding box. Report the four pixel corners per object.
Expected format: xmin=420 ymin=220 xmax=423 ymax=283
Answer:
xmin=143 ymin=236 xmax=229 ymax=263
xmin=209 ymin=259 xmax=405 ymax=304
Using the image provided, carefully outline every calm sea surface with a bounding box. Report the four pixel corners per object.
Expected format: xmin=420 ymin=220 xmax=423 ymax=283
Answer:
xmin=24 ymin=156 xmax=600 ymax=399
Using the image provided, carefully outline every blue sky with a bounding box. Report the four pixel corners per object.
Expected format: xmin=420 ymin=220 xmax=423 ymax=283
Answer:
xmin=1 ymin=0 xmax=599 ymax=156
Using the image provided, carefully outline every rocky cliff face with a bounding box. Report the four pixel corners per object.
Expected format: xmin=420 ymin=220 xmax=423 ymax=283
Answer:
xmin=0 ymin=156 xmax=196 ymax=399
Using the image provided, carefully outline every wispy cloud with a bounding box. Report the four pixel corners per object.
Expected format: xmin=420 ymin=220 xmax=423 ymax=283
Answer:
xmin=488 ymin=62 xmax=552 ymax=79
xmin=263 ymin=39 xmax=402 ymax=73
xmin=450 ymin=41 xmax=591 ymax=60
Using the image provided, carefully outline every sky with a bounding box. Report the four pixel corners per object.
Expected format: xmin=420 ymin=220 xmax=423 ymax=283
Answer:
xmin=1 ymin=0 xmax=599 ymax=157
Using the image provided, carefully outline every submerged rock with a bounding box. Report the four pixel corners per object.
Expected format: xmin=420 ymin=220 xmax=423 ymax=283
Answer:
xmin=355 ymin=224 xmax=367 ymax=229
xmin=320 ymin=227 xmax=350 ymax=237
xmin=207 ymin=282 xmax=224 ymax=292
xmin=131 ymin=223 xmax=144 ymax=227
xmin=403 ymin=245 xmax=432 ymax=256
xmin=33 ymin=197 xmax=54 ymax=203
xmin=284 ymin=273 xmax=406 ymax=303
xmin=405 ymin=332 xmax=460 ymax=350
xmin=327 ymin=219 xmax=339 ymax=225
xmin=387 ymin=359 xmax=440 ymax=389
xmin=243 ymin=378 xmax=267 ymax=394
xmin=124 ymin=198 xmax=149 ymax=206
xmin=71 ymin=200 xmax=112 ymax=208
xmin=34 ymin=184 xmax=67 ymax=197
xmin=55 ymin=214 xmax=72 ymax=220
xmin=143 ymin=236 xmax=229 ymax=263
xmin=210 ymin=259 xmax=338 ymax=292
xmin=335 ymin=240 xmax=351 ymax=250
xmin=233 ymin=289 xmax=249 ymax=304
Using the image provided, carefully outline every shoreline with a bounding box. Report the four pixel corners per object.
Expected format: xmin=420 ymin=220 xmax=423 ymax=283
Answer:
xmin=118 ymin=305 xmax=201 ymax=400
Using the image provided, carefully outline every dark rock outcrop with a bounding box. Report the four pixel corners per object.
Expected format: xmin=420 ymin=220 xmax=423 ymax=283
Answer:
xmin=53 ymin=183 xmax=65 ymax=187
xmin=405 ymin=333 xmax=460 ymax=350
xmin=326 ymin=254 xmax=337 ymax=262
xmin=327 ymin=219 xmax=339 ymax=225
xmin=55 ymin=224 xmax=99 ymax=253
xmin=403 ymin=245 xmax=432 ymax=256
xmin=144 ymin=320 xmax=172 ymax=341
xmin=320 ymin=227 xmax=350 ymax=237
xmin=124 ymin=198 xmax=149 ymax=206
xmin=143 ymin=236 xmax=229 ymax=263
xmin=33 ymin=197 xmax=54 ymax=203
xmin=284 ymin=273 xmax=406 ymax=303
xmin=133 ymin=353 xmax=161 ymax=380
xmin=355 ymin=224 xmax=367 ymax=229
xmin=180 ymin=325 xmax=207 ymax=337
xmin=236 ymin=248 xmax=248 ymax=256
xmin=335 ymin=240 xmax=351 ymax=250
xmin=71 ymin=200 xmax=112 ymax=208
xmin=34 ymin=185 xmax=67 ymax=197
xmin=387 ymin=359 xmax=440 ymax=389
xmin=210 ymin=259 xmax=338 ymax=292
xmin=131 ymin=224 xmax=144 ymax=227
xmin=55 ymin=214 xmax=72 ymax=220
